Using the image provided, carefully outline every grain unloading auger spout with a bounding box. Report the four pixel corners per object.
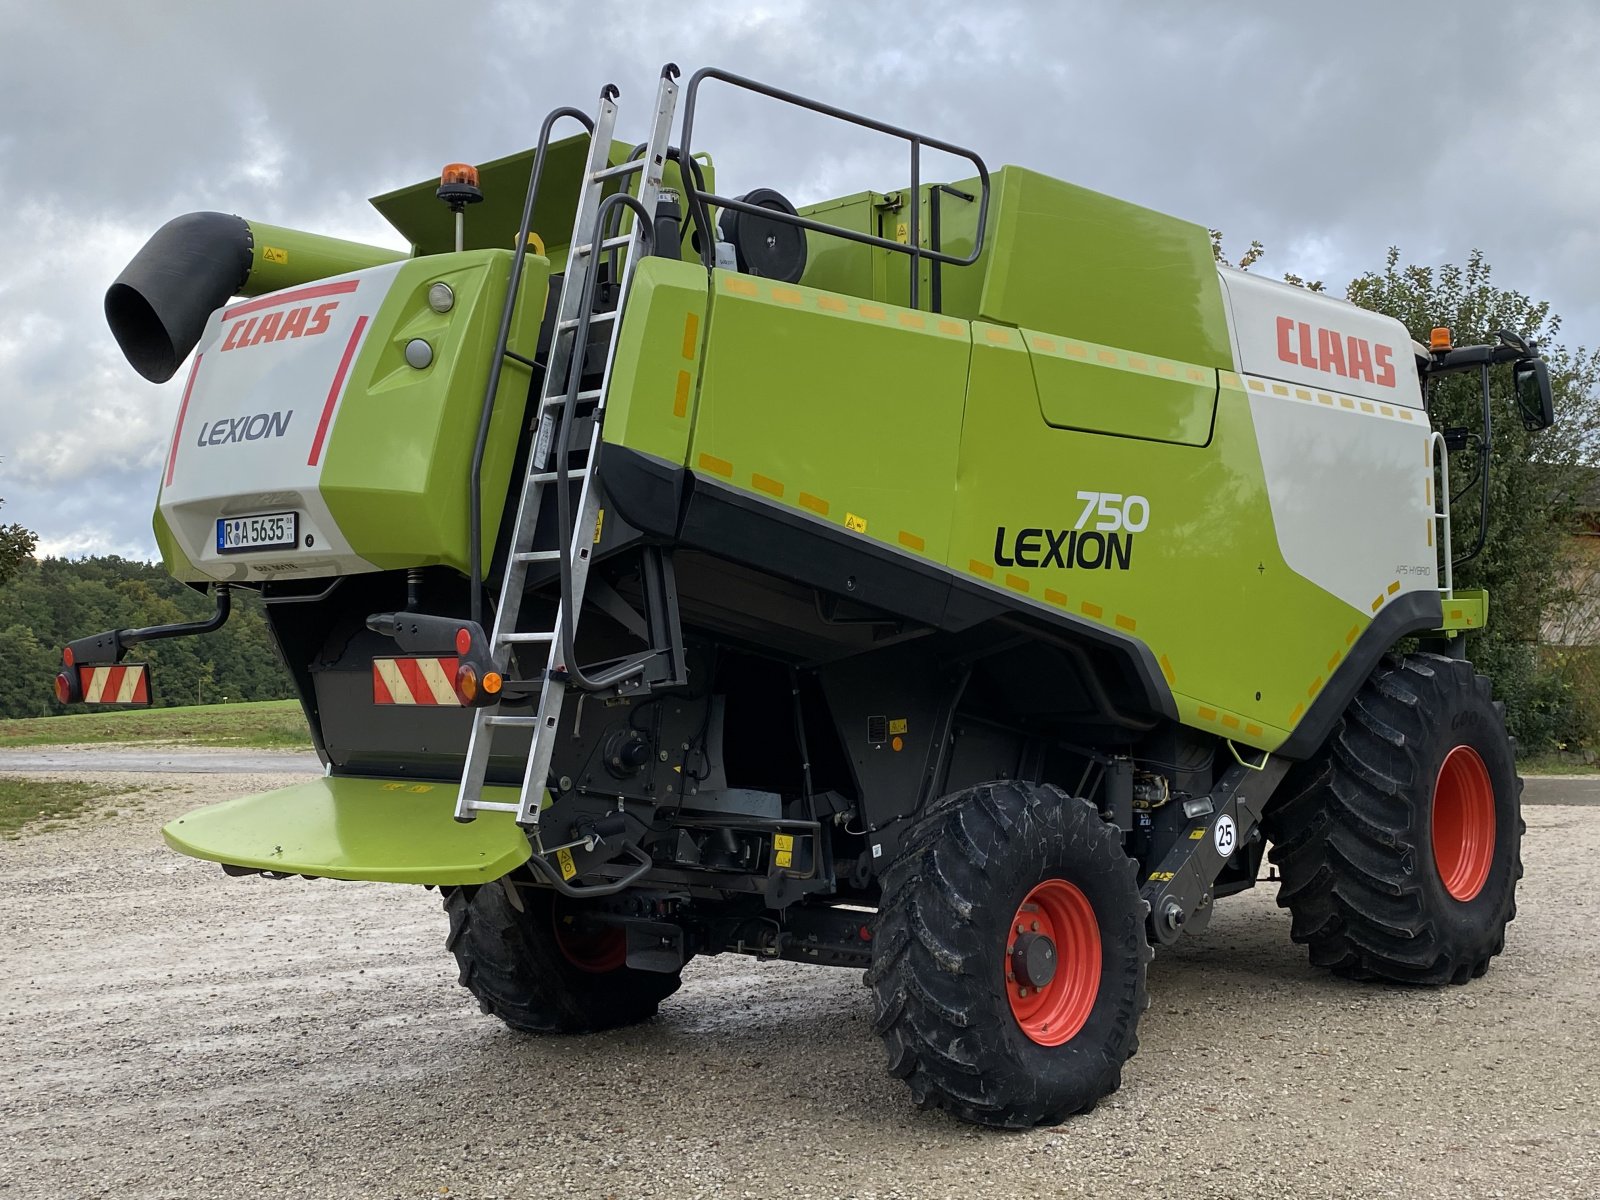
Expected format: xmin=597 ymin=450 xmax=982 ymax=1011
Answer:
xmin=104 ymin=212 xmax=404 ymax=383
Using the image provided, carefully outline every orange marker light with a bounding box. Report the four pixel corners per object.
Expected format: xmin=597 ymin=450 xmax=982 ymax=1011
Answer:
xmin=53 ymin=672 xmax=74 ymax=704
xmin=440 ymin=162 xmax=480 ymax=188
xmin=482 ymin=671 xmax=503 ymax=696
xmin=455 ymin=663 xmax=479 ymax=703
xmin=1430 ymin=327 xmax=1453 ymax=352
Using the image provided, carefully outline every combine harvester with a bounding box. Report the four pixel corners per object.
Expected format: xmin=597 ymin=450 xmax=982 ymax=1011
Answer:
xmin=58 ymin=66 xmax=1553 ymax=1126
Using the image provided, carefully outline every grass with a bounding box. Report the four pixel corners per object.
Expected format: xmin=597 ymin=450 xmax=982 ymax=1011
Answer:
xmin=0 ymin=699 xmax=311 ymax=750
xmin=0 ymin=777 xmax=125 ymax=837
xmin=1518 ymin=751 xmax=1600 ymax=776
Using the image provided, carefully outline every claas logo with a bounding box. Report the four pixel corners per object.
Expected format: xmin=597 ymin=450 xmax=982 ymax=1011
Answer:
xmin=1275 ymin=316 xmax=1396 ymax=388
xmin=220 ymin=302 xmax=340 ymax=352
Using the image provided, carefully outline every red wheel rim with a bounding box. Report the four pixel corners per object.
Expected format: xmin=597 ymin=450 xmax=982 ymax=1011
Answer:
xmin=1432 ymin=744 xmax=1496 ymax=902
xmin=552 ymin=906 xmax=626 ymax=974
xmin=1006 ymin=879 xmax=1101 ymax=1046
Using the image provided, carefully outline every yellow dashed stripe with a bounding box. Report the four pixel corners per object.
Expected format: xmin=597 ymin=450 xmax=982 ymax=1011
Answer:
xmin=898 ymin=530 xmax=925 ymax=553
xmin=751 ymin=473 xmax=783 ymax=498
xmin=798 ymin=492 xmax=829 ymax=516
xmin=697 ymin=453 xmax=733 ymax=478
xmin=673 ymin=370 xmax=691 ymax=418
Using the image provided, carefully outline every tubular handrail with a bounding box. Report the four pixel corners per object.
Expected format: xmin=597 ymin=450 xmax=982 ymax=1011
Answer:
xmin=552 ymin=190 xmax=658 ymax=692
xmin=468 ymin=105 xmax=597 ymax=629
xmin=1431 ymin=430 xmax=1454 ymax=600
xmin=676 ymin=65 xmax=992 ymax=311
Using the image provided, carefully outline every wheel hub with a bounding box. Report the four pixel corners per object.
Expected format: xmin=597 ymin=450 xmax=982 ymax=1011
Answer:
xmin=1432 ymin=743 xmax=1496 ymax=902
xmin=1010 ymin=932 xmax=1058 ymax=987
xmin=1006 ymin=879 xmax=1101 ymax=1047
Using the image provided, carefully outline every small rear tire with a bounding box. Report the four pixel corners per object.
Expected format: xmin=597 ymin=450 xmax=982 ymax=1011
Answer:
xmin=444 ymin=882 xmax=681 ymax=1033
xmin=868 ymin=781 xmax=1149 ymax=1128
xmin=1264 ymin=652 xmax=1523 ymax=984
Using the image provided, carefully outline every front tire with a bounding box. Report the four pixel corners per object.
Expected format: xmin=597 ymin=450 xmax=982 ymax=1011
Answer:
xmin=868 ymin=781 xmax=1149 ymax=1128
xmin=444 ymin=882 xmax=681 ymax=1033
xmin=1264 ymin=652 xmax=1523 ymax=984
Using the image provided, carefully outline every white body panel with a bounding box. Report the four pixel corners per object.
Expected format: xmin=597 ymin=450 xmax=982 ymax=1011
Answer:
xmin=1220 ymin=266 xmax=1423 ymax=408
xmin=1218 ymin=268 xmax=1438 ymax=614
xmin=157 ymin=263 xmax=404 ymax=582
xmin=1246 ymin=384 xmax=1436 ymax=614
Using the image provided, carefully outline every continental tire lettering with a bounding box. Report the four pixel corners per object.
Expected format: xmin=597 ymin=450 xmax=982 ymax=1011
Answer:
xmin=992 ymin=526 xmax=1134 ymax=572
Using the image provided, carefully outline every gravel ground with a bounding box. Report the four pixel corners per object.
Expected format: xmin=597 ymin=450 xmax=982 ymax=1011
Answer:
xmin=1 ymin=769 xmax=1596 ymax=1200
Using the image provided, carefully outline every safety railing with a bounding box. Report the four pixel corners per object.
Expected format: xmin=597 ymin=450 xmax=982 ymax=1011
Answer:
xmin=677 ymin=66 xmax=992 ymax=312
xmin=1431 ymin=429 xmax=1454 ymax=600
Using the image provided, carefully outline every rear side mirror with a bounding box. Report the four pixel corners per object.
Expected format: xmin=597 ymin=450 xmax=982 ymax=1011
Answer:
xmin=1513 ymin=357 xmax=1554 ymax=431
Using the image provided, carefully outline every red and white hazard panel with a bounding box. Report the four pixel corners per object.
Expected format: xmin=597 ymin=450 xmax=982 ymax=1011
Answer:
xmin=371 ymin=657 xmax=463 ymax=706
xmin=79 ymin=664 xmax=151 ymax=705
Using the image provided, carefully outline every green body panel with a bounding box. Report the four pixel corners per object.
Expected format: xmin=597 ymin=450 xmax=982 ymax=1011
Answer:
xmin=367 ymin=137 xmax=713 ymax=267
xmin=686 ymin=270 xmax=971 ymax=564
xmin=151 ymin=505 xmax=194 ymax=578
xmin=600 ymin=256 xmax=710 ymax=465
xmin=243 ymin=222 xmax=406 ymax=296
xmin=789 ymin=169 xmax=1231 ymax=376
xmin=947 ymin=330 xmax=1360 ymax=748
xmin=972 ymin=169 xmax=1232 ymax=368
xmin=648 ymin=267 xmax=1370 ymax=750
xmin=1440 ymin=587 xmax=1488 ymax=633
xmin=1027 ymin=329 xmax=1218 ymax=446
xmin=161 ymin=777 xmax=532 ymax=884
xmin=321 ymin=250 xmax=549 ymax=576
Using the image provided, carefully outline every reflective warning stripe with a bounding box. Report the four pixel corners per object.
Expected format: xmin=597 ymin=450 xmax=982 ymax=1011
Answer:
xmin=372 ymin=657 xmax=462 ymax=706
xmin=79 ymin=664 xmax=150 ymax=705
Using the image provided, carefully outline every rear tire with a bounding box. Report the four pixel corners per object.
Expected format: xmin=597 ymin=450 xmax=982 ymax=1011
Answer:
xmin=444 ymin=882 xmax=681 ymax=1033
xmin=1264 ymin=652 xmax=1523 ymax=984
xmin=868 ymin=781 xmax=1149 ymax=1128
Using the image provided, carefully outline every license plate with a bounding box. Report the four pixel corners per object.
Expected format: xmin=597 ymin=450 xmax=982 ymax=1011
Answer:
xmin=216 ymin=511 xmax=298 ymax=553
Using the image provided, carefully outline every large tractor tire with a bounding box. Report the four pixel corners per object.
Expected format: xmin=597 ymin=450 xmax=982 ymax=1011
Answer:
xmin=1265 ymin=652 xmax=1523 ymax=984
xmin=443 ymin=881 xmax=681 ymax=1033
xmin=868 ymin=781 xmax=1150 ymax=1128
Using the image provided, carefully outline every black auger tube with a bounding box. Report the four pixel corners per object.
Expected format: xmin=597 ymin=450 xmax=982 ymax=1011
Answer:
xmin=105 ymin=213 xmax=254 ymax=384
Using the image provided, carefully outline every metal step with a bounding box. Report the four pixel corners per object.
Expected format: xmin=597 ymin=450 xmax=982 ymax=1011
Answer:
xmin=455 ymin=68 xmax=681 ymax=826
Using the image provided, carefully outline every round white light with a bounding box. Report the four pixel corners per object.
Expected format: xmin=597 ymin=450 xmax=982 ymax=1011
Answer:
xmin=427 ymin=282 xmax=454 ymax=313
xmin=404 ymin=339 xmax=434 ymax=369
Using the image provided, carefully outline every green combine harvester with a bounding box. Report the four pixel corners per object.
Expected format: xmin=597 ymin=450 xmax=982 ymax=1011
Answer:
xmin=58 ymin=66 xmax=1553 ymax=1127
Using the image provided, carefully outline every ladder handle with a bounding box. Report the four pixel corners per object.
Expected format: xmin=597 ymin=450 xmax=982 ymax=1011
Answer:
xmin=550 ymin=191 xmax=655 ymax=694
xmin=467 ymin=104 xmax=597 ymax=631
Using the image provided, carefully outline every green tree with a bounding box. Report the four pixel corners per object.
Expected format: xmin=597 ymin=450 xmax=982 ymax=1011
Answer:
xmin=0 ymin=498 xmax=35 ymax=587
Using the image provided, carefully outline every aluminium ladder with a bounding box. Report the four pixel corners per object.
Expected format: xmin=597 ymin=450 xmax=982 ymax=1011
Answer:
xmin=454 ymin=71 xmax=680 ymax=826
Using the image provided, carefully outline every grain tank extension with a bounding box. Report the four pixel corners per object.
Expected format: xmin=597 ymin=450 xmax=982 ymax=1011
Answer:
xmin=57 ymin=66 xmax=1553 ymax=1127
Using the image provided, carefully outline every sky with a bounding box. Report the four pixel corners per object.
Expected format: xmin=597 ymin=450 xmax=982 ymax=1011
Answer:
xmin=1 ymin=0 xmax=1597 ymax=560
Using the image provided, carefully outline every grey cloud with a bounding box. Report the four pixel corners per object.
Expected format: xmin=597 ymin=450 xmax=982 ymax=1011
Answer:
xmin=1 ymin=0 xmax=1596 ymax=559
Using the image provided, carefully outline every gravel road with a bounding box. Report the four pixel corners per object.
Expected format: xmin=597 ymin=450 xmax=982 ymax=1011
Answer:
xmin=2 ymin=767 xmax=1597 ymax=1200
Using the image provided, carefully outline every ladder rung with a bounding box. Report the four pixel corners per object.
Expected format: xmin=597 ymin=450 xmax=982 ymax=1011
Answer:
xmin=557 ymin=312 xmax=618 ymax=331
xmin=540 ymin=388 xmax=602 ymax=409
xmin=574 ymin=235 xmax=633 ymax=257
xmin=483 ymin=715 xmax=541 ymax=728
xmin=591 ymin=161 xmax=644 ymax=182
xmin=528 ymin=467 xmax=590 ymax=484
xmin=513 ymin=550 xmax=562 ymax=563
xmin=500 ymin=632 xmax=557 ymax=644
xmin=462 ymin=799 xmax=522 ymax=813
